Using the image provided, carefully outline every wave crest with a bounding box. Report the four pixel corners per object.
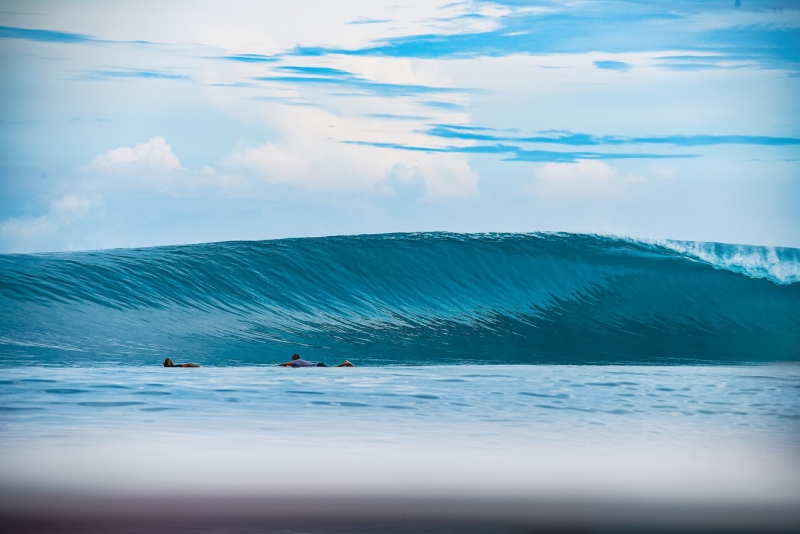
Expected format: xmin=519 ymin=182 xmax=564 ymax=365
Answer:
xmin=656 ymin=239 xmax=800 ymax=285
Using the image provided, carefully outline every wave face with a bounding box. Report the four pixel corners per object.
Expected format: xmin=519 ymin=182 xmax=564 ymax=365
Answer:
xmin=1 ymin=233 xmax=798 ymax=366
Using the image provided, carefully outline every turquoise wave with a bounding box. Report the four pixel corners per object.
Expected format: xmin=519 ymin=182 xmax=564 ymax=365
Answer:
xmin=1 ymin=233 xmax=798 ymax=366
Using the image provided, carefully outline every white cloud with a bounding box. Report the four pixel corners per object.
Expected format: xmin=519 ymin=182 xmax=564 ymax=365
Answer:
xmin=383 ymin=157 xmax=478 ymax=200
xmin=224 ymin=106 xmax=375 ymax=191
xmin=226 ymin=105 xmax=478 ymax=198
xmin=527 ymin=160 xmax=644 ymax=199
xmin=0 ymin=195 xmax=99 ymax=241
xmin=419 ymin=155 xmax=479 ymax=199
xmin=386 ymin=160 xmax=424 ymax=187
xmin=50 ymin=194 xmax=95 ymax=222
xmin=80 ymin=137 xmax=246 ymax=192
xmin=229 ymin=142 xmax=311 ymax=186
xmin=86 ymin=136 xmax=182 ymax=172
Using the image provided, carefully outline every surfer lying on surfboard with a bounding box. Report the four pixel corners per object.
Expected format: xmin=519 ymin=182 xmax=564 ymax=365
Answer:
xmin=163 ymin=358 xmax=201 ymax=368
xmin=278 ymin=353 xmax=354 ymax=367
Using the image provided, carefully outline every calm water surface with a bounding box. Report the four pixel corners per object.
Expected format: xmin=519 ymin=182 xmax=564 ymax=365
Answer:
xmin=2 ymin=364 xmax=798 ymax=446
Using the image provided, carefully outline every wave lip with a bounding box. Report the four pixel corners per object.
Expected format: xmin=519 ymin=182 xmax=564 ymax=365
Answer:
xmin=655 ymin=239 xmax=800 ymax=285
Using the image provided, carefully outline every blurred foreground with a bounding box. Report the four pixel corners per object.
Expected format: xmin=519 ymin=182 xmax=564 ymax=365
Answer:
xmin=1 ymin=365 xmax=799 ymax=532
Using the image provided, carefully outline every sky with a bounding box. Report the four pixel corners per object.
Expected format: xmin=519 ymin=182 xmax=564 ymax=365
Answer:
xmin=0 ymin=0 xmax=798 ymax=253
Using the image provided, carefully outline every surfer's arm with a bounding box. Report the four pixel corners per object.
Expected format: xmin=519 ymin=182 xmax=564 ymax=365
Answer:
xmin=278 ymin=362 xmax=294 ymax=367
xmin=180 ymin=363 xmax=201 ymax=367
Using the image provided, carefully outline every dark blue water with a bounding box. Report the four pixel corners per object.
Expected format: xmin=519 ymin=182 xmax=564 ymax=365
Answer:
xmin=1 ymin=232 xmax=798 ymax=366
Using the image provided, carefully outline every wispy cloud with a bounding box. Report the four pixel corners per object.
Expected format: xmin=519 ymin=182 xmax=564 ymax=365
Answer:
xmin=594 ymin=60 xmax=632 ymax=72
xmin=0 ymin=25 xmax=95 ymax=43
xmin=288 ymin=10 xmax=678 ymax=59
xmin=419 ymin=101 xmax=466 ymax=111
xmin=218 ymin=54 xmax=279 ymax=63
xmin=620 ymin=135 xmax=800 ymax=147
xmin=365 ymin=113 xmax=433 ymax=121
xmin=424 ymin=125 xmax=800 ymax=147
xmin=252 ymin=95 xmax=321 ymax=107
xmin=655 ymin=54 xmax=738 ymax=71
xmin=508 ymin=149 xmax=696 ymax=163
xmin=78 ymin=69 xmax=189 ymax=81
xmin=286 ymin=4 xmax=799 ymax=72
xmin=347 ymin=18 xmax=391 ymax=25
xmin=276 ymin=66 xmax=353 ymax=77
xmin=0 ymin=25 xmax=154 ymax=46
xmin=254 ymin=65 xmax=468 ymax=97
xmin=343 ymin=140 xmax=697 ymax=163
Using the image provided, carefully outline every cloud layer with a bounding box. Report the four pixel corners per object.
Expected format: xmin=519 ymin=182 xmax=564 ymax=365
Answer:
xmin=86 ymin=137 xmax=182 ymax=173
xmin=0 ymin=0 xmax=798 ymax=251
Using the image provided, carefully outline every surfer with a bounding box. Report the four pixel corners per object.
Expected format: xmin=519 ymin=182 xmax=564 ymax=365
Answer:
xmin=278 ymin=354 xmax=354 ymax=367
xmin=163 ymin=358 xmax=201 ymax=368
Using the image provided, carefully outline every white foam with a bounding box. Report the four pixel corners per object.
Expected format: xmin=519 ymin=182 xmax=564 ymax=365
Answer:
xmin=651 ymin=239 xmax=800 ymax=285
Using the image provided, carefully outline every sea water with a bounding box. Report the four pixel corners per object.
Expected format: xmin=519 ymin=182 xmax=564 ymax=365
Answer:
xmin=1 ymin=233 xmax=799 ymax=531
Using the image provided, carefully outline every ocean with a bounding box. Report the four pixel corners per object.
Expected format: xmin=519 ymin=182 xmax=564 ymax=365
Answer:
xmin=1 ymin=232 xmax=799 ymax=532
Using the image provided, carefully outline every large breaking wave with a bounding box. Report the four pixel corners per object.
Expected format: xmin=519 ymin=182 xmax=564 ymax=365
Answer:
xmin=1 ymin=233 xmax=798 ymax=366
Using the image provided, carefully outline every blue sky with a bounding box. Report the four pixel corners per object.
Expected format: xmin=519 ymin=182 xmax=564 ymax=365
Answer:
xmin=0 ymin=0 xmax=798 ymax=252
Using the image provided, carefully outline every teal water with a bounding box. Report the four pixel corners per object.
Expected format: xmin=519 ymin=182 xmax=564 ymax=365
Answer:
xmin=1 ymin=233 xmax=799 ymax=367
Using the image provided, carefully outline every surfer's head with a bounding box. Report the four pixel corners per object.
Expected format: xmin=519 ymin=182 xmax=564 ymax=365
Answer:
xmin=291 ymin=354 xmax=300 ymax=361
xmin=163 ymin=358 xmax=174 ymax=367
